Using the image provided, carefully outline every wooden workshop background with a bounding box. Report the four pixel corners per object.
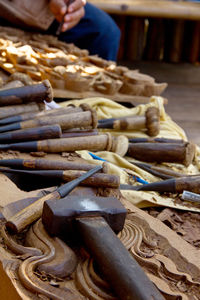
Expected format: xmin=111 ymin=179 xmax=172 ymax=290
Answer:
xmin=90 ymin=0 xmax=200 ymax=63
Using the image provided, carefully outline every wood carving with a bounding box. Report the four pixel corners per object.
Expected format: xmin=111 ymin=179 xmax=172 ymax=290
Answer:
xmin=1 ymin=203 xmax=200 ymax=299
xmin=0 ymin=26 xmax=167 ymax=103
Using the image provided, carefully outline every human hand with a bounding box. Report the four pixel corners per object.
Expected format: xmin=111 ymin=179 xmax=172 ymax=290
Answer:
xmin=49 ymin=0 xmax=86 ymax=32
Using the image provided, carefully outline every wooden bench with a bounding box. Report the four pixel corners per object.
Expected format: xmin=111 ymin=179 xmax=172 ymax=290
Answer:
xmin=90 ymin=0 xmax=200 ymax=63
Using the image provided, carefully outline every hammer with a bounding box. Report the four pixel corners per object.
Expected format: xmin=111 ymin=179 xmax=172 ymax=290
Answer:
xmin=42 ymin=195 xmax=164 ymax=300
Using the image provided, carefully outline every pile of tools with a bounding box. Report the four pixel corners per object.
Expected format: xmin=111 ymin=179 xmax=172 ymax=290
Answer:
xmin=0 ymin=80 xmax=199 ymax=300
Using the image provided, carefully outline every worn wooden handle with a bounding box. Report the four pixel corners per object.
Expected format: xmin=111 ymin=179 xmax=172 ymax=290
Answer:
xmin=76 ymin=217 xmax=164 ymax=300
xmin=128 ymin=142 xmax=195 ymax=166
xmin=176 ymin=176 xmax=200 ymax=193
xmin=0 ymin=134 xmax=129 ymax=156
xmin=0 ymin=158 xmax=108 ymax=173
xmin=0 ymin=102 xmax=44 ymax=120
xmin=6 ymin=191 xmax=60 ymax=233
xmin=20 ymin=110 xmax=97 ymax=130
xmin=62 ymin=170 xmax=120 ymax=188
xmin=99 ymin=107 xmax=160 ymax=136
xmin=0 ymin=125 xmax=62 ymax=143
xmin=0 ymin=80 xmax=53 ymax=105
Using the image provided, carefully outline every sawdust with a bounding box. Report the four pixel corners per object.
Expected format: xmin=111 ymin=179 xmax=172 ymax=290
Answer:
xmin=146 ymin=207 xmax=200 ymax=248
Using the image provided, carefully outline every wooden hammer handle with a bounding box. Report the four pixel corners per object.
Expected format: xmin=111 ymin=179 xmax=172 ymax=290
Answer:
xmin=77 ymin=217 xmax=164 ymax=300
xmin=5 ymin=165 xmax=102 ymax=233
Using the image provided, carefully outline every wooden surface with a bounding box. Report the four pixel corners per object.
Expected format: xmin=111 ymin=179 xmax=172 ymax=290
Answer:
xmin=90 ymin=0 xmax=200 ymax=20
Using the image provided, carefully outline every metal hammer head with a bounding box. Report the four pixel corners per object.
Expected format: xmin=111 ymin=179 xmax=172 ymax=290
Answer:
xmin=42 ymin=196 xmax=127 ymax=238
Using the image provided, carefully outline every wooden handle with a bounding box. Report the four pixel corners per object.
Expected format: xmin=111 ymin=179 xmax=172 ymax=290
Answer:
xmin=0 ymin=106 xmax=83 ymax=126
xmin=5 ymin=165 xmax=102 ymax=233
xmin=63 ymin=170 xmax=120 ymax=188
xmin=6 ymin=191 xmax=60 ymax=233
xmin=0 ymin=102 xmax=44 ymax=120
xmin=0 ymin=111 xmax=41 ymax=126
xmin=0 ymin=125 xmax=62 ymax=143
xmin=99 ymin=107 xmax=160 ymax=136
xmin=113 ymin=116 xmax=146 ymax=130
xmin=129 ymin=137 xmax=184 ymax=143
xmin=176 ymin=176 xmax=200 ymax=193
xmin=76 ymin=217 xmax=164 ymax=300
xmin=128 ymin=142 xmax=195 ymax=166
xmin=0 ymin=158 xmax=106 ymax=172
xmin=62 ymin=129 xmax=99 ymax=138
xmin=21 ymin=110 xmax=97 ymax=130
xmin=37 ymin=134 xmax=112 ymax=153
xmin=0 ymin=80 xmax=53 ymax=106
xmin=1 ymin=134 xmax=129 ymax=156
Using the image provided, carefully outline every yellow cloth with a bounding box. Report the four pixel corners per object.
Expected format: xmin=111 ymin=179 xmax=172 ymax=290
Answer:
xmin=61 ymin=96 xmax=200 ymax=212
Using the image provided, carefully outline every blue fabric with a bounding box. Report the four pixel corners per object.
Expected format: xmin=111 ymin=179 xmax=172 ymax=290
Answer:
xmin=48 ymin=3 xmax=121 ymax=61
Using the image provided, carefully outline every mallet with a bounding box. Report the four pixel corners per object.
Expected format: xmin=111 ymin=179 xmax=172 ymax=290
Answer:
xmin=0 ymin=80 xmax=53 ymax=106
xmin=98 ymin=107 xmax=160 ymax=136
xmin=42 ymin=195 xmax=164 ymax=300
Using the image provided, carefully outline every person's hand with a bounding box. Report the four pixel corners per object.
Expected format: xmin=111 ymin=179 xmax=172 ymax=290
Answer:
xmin=49 ymin=0 xmax=86 ymax=31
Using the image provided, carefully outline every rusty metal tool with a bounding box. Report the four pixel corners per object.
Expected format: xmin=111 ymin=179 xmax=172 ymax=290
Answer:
xmin=5 ymin=165 xmax=102 ymax=234
xmin=42 ymin=195 xmax=164 ymax=300
xmin=0 ymin=80 xmax=53 ymax=106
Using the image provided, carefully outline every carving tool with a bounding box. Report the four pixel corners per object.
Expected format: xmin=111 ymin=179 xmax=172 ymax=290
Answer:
xmin=0 ymin=134 xmax=129 ymax=156
xmin=56 ymin=0 xmax=75 ymax=35
xmin=0 ymin=80 xmax=53 ymax=106
xmin=0 ymin=167 xmax=119 ymax=188
xmin=0 ymin=109 xmax=97 ymax=133
xmin=0 ymin=158 xmax=106 ymax=172
xmin=98 ymin=107 xmax=160 ymax=136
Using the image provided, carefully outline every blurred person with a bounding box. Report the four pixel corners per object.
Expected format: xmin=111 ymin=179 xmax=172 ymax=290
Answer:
xmin=0 ymin=0 xmax=120 ymax=61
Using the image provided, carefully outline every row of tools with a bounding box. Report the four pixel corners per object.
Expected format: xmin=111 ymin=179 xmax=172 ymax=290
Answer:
xmin=0 ymin=79 xmax=199 ymax=300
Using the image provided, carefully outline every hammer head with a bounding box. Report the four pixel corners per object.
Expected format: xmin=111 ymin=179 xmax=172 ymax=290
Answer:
xmin=42 ymin=196 xmax=127 ymax=238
